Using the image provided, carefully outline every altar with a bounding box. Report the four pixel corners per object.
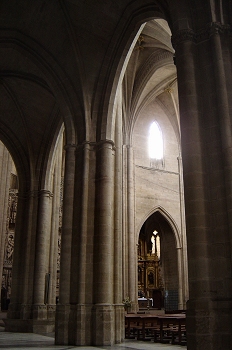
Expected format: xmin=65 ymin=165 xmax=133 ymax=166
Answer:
xmin=138 ymin=297 xmax=153 ymax=309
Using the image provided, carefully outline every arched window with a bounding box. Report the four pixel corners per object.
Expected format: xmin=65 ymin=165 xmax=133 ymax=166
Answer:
xmin=151 ymin=230 xmax=160 ymax=258
xmin=148 ymin=122 xmax=164 ymax=167
xmin=148 ymin=122 xmax=163 ymax=159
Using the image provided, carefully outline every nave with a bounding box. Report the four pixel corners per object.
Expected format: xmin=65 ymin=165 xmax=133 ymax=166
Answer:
xmin=1 ymin=1 xmax=232 ymax=349
xmin=0 ymin=311 xmax=187 ymax=349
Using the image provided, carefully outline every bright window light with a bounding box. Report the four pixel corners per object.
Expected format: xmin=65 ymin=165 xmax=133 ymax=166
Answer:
xmin=148 ymin=122 xmax=163 ymax=159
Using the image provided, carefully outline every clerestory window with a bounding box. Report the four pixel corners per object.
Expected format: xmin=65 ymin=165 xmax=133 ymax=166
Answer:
xmin=148 ymin=121 xmax=164 ymax=167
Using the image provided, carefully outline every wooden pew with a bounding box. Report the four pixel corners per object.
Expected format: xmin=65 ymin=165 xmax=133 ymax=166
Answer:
xmin=157 ymin=315 xmax=186 ymax=344
xmin=125 ymin=314 xmax=142 ymax=339
xmin=137 ymin=315 xmax=160 ymax=340
xmin=125 ymin=313 xmax=186 ymax=345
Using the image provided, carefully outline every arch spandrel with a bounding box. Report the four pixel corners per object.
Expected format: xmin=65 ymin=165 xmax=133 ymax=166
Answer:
xmin=0 ymin=81 xmax=31 ymax=193
xmin=40 ymin=123 xmax=65 ymax=191
xmin=0 ymin=130 xmax=27 ymax=194
xmin=0 ymin=30 xmax=86 ymax=146
xmin=0 ymin=29 xmax=92 ymax=195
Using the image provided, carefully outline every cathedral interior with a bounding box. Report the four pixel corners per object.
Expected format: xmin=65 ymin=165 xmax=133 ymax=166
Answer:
xmin=0 ymin=1 xmax=232 ymax=350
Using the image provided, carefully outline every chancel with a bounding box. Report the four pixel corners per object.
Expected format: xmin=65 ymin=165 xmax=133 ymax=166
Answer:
xmin=0 ymin=1 xmax=232 ymax=350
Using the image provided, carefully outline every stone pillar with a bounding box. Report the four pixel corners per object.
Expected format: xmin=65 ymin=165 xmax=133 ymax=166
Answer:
xmin=127 ymin=146 xmax=137 ymax=310
xmin=114 ymin=105 xmax=124 ymax=343
xmin=5 ymin=190 xmax=38 ymax=330
xmin=122 ymin=145 xmax=129 ymax=296
xmin=0 ymin=146 xmax=12 ymax=294
xmin=210 ymin=26 xmax=232 ymax=235
xmin=92 ymin=140 xmax=115 ymax=346
xmin=207 ymin=24 xmax=232 ymax=349
xmin=48 ymin=140 xmax=63 ymax=318
xmin=68 ymin=142 xmax=94 ymax=345
xmin=173 ymin=22 xmax=232 ymax=349
xmin=174 ymin=32 xmax=212 ymax=350
xmin=176 ymin=247 xmax=184 ymax=310
xmin=177 ymin=155 xmax=188 ymax=308
xmin=32 ymin=189 xmax=53 ymax=332
xmin=55 ymin=144 xmax=76 ymax=344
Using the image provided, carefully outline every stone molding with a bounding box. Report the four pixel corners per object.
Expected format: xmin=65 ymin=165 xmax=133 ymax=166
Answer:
xmin=136 ymin=164 xmax=179 ymax=175
xmin=65 ymin=140 xmax=116 ymax=152
xmin=38 ymin=189 xmax=53 ymax=198
xmin=136 ymin=50 xmax=174 ymax=87
xmin=95 ymin=139 xmax=116 ymax=152
xmin=17 ymin=189 xmax=53 ymax=199
xmin=172 ymin=22 xmax=232 ymax=48
xmin=76 ymin=140 xmax=95 ymax=151
xmin=32 ymin=304 xmax=47 ymax=311
xmin=63 ymin=143 xmax=77 ymax=151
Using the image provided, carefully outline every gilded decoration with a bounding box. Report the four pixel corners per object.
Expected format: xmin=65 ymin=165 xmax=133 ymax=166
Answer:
xmin=138 ymin=230 xmax=164 ymax=309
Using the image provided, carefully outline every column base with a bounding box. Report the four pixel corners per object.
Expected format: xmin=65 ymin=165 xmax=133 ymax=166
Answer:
xmin=55 ymin=304 xmax=70 ymax=344
xmin=68 ymin=304 xmax=92 ymax=345
xmin=4 ymin=318 xmax=55 ymax=334
xmin=4 ymin=304 xmax=55 ymax=334
xmin=92 ymin=303 xmax=115 ymax=346
xmin=56 ymin=303 xmax=93 ymax=345
xmin=55 ymin=303 xmax=125 ymax=346
xmin=114 ymin=304 xmax=125 ymax=343
xmin=187 ymin=298 xmax=232 ymax=350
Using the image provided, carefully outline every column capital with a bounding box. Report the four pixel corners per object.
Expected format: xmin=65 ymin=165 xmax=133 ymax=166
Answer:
xmin=96 ymin=139 xmax=115 ymax=151
xmin=63 ymin=143 xmax=77 ymax=151
xmin=76 ymin=141 xmax=95 ymax=152
xmin=17 ymin=189 xmax=53 ymax=200
xmin=38 ymin=189 xmax=53 ymax=198
xmin=66 ymin=140 xmax=116 ymax=153
xmin=172 ymin=22 xmax=232 ymax=49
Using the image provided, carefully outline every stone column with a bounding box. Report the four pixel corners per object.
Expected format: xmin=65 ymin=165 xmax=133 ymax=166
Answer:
xmin=177 ymin=155 xmax=188 ymax=308
xmin=176 ymin=247 xmax=184 ymax=310
xmin=114 ymin=105 xmax=124 ymax=343
xmin=55 ymin=144 xmax=76 ymax=344
xmin=174 ymin=33 xmax=212 ymax=349
xmin=122 ymin=145 xmax=129 ymax=296
xmin=0 ymin=146 xmax=12 ymax=293
xmin=6 ymin=190 xmax=38 ymax=330
xmin=127 ymin=146 xmax=137 ymax=311
xmin=48 ymin=140 xmax=63 ymax=318
xmin=173 ymin=22 xmax=232 ymax=349
xmin=32 ymin=189 xmax=53 ymax=332
xmin=92 ymin=140 xmax=115 ymax=346
xmin=68 ymin=141 xmax=93 ymax=345
xmin=210 ymin=26 xmax=232 ymax=236
xmin=207 ymin=24 xmax=232 ymax=349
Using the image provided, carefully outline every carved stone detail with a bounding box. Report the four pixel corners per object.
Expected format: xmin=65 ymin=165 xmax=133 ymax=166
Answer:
xmin=172 ymin=22 xmax=232 ymax=48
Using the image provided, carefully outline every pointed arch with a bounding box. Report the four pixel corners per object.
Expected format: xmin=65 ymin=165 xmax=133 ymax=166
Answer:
xmin=136 ymin=206 xmax=182 ymax=248
xmin=92 ymin=1 xmax=171 ymax=141
xmin=0 ymin=29 xmax=85 ymax=145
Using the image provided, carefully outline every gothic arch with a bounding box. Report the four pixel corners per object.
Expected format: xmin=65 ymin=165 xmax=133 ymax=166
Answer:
xmin=137 ymin=206 xmax=187 ymax=309
xmin=93 ymin=1 xmax=171 ymax=141
xmin=137 ymin=206 xmax=182 ymax=249
xmin=0 ymin=29 xmax=85 ymax=145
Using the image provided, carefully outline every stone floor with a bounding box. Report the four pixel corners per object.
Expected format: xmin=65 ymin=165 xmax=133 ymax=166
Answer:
xmin=0 ymin=312 xmax=186 ymax=350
